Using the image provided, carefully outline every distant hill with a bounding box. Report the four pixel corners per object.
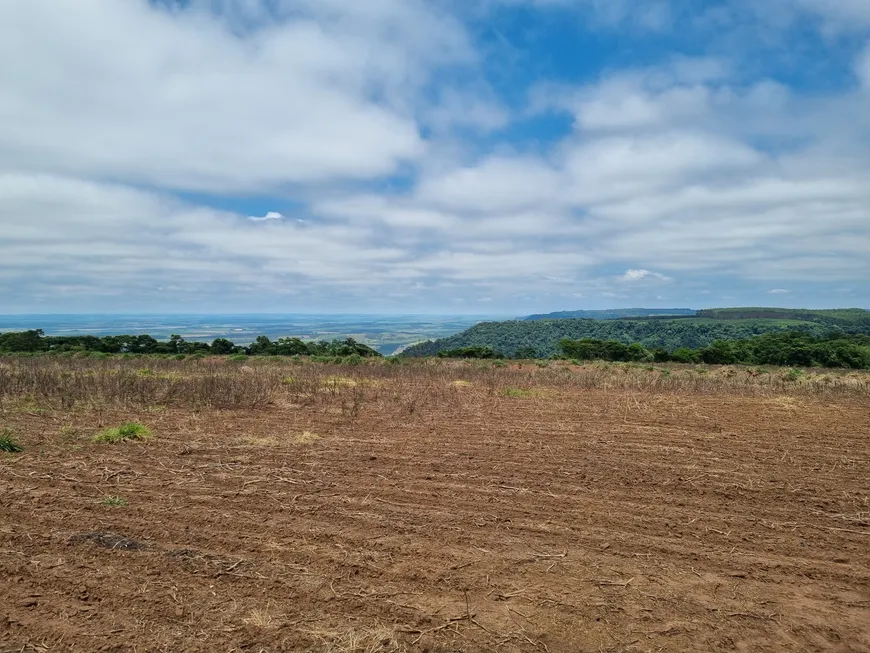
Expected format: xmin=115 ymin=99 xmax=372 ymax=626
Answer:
xmin=697 ymin=308 xmax=870 ymax=323
xmin=403 ymin=307 xmax=870 ymax=358
xmin=524 ymin=308 xmax=696 ymax=321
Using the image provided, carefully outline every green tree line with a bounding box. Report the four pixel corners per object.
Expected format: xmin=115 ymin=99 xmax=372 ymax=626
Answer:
xmin=403 ymin=315 xmax=870 ymax=359
xmin=558 ymin=332 xmax=870 ymax=368
xmin=0 ymin=330 xmax=382 ymax=359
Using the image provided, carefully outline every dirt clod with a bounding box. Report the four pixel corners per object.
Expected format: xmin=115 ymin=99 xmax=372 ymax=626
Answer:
xmin=69 ymin=532 xmax=149 ymax=551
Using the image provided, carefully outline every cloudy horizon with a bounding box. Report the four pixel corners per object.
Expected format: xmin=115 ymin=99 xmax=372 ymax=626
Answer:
xmin=1 ymin=0 xmax=869 ymax=314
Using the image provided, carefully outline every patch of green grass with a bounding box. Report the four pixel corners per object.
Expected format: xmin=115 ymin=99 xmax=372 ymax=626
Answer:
xmin=93 ymin=422 xmax=152 ymax=444
xmin=0 ymin=428 xmax=24 ymax=453
xmin=102 ymin=496 xmax=128 ymax=507
xmin=502 ymin=387 xmax=533 ymax=398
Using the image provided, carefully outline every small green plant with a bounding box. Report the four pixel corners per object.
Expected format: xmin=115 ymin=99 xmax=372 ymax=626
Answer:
xmin=93 ymin=422 xmax=152 ymax=444
xmin=535 ymin=360 xmax=550 ymax=369
xmin=102 ymin=496 xmax=127 ymax=507
xmin=503 ymin=388 xmax=533 ymax=398
xmin=492 ymin=360 xmax=507 ymax=368
xmin=0 ymin=429 xmax=24 ymax=453
xmin=138 ymin=368 xmax=153 ymax=376
xmin=228 ymin=353 xmax=248 ymax=362
xmin=784 ymin=368 xmax=805 ymax=383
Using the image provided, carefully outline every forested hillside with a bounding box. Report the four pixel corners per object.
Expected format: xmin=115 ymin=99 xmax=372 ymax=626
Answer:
xmin=697 ymin=308 xmax=870 ymax=324
xmin=403 ymin=312 xmax=870 ymax=358
xmin=524 ymin=308 xmax=696 ymax=321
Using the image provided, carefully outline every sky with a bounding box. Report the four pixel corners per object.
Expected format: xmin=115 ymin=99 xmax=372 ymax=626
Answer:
xmin=1 ymin=0 xmax=869 ymax=315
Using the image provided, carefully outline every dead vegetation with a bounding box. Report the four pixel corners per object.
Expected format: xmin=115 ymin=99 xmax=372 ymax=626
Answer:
xmin=0 ymin=356 xmax=867 ymax=418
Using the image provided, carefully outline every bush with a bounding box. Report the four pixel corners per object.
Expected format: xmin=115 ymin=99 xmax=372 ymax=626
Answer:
xmin=671 ymin=347 xmax=700 ymax=364
xmin=93 ymin=422 xmax=153 ymax=444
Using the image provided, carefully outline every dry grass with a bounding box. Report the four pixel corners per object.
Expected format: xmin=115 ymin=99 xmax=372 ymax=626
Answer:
xmin=293 ymin=431 xmax=321 ymax=445
xmin=0 ymin=356 xmax=867 ymax=423
xmin=310 ymin=627 xmax=404 ymax=653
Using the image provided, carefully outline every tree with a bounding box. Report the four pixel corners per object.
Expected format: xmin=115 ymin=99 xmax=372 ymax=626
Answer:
xmin=670 ymin=347 xmax=699 ymax=364
xmin=514 ymin=346 xmax=538 ymax=360
xmin=168 ymin=334 xmax=185 ymax=354
xmin=210 ymin=338 xmax=236 ymax=355
xmin=699 ymin=340 xmax=737 ymax=365
xmin=248 ymin=335 xmax=276 ymax=356
xmin=0 ymin=329 xmax=45 ymax=352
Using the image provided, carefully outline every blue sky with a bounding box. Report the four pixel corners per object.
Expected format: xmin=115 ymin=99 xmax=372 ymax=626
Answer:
xmin=1 ymin=0 xmax=869 ymax=314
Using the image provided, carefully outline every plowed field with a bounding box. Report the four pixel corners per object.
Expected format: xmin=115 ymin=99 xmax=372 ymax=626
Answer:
xmin=1 ymin=361 xmax=869 ymax=652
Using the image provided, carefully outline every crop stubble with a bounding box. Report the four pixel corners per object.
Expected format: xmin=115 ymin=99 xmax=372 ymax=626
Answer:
xmin=1 ymin=358 xmax=868 ymax=652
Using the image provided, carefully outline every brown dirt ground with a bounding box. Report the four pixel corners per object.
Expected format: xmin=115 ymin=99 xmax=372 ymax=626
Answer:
xmin=2 ymin=386 xmax=869 ymax=652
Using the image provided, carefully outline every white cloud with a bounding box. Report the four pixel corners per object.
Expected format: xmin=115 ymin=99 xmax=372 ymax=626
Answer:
xmin=248 ymin=212 xmax=284 ymax=222
xmin=621 ymin=269 xmax=669 ymax=282
xmin=0 ymin=0 xmax=473 ymax=192
xmin=792 ymin=0 xmax=870 ymax=29
xmin=415 ymin=157 xmax=564 ymax=213
xmin=768 ymin=288 xmax=790 ymax=294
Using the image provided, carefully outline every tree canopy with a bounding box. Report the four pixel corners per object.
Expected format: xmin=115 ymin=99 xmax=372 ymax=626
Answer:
xmin=0 ymin=331 xmax=382 ymax=359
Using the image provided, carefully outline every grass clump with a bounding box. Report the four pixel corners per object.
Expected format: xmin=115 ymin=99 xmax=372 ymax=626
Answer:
xmin=0 ymin=428 xmax=24 ymax=453
xmin=93 ymin=422 xmax=152 ymax=444
xmin=503 ymin=387 xmax=533 ymax=398
xmin=102 ymin=496 xmax=128 ymax=507
xmin=293 ymin=431 xmax=321 ymax=445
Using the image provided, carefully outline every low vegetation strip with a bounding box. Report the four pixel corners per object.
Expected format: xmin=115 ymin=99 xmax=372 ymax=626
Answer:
xmin=0 ymin=356 xmax=867 ymax=420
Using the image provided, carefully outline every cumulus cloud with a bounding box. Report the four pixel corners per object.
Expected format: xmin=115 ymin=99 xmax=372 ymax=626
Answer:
xmin=0 ymin=0 xmax=473 ymax=191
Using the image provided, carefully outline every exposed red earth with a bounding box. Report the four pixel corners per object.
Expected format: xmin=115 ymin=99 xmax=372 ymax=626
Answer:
xmin=1 ymin=359 xmax=868 ymax=652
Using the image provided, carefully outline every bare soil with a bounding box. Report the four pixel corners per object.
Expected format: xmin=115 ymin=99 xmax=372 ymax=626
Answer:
xmin=2 ymin=377 xmax=869 ymax=652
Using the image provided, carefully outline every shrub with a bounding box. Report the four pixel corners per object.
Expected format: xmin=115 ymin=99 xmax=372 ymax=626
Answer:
xmin=784 ymin=368 xmax=805 ymax=383
xmin=93 ymin=422 xmax=152 ymax=444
